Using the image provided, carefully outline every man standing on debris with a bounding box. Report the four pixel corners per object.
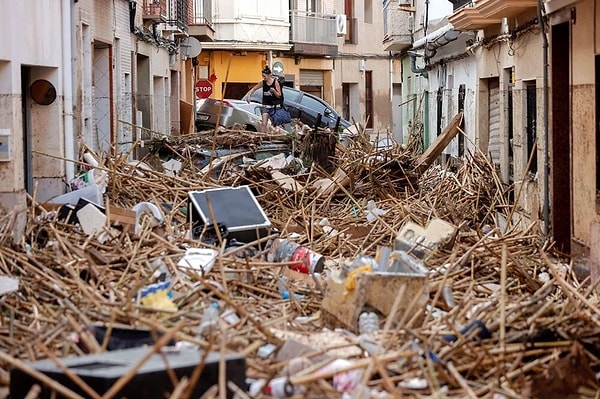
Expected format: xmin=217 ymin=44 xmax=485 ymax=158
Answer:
xmin=245 ymin=65 xmax=282 ymax=133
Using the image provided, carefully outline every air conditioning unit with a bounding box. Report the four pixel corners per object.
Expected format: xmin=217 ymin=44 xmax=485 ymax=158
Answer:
xmin=336 ymin=14 xmax=347 ymax=36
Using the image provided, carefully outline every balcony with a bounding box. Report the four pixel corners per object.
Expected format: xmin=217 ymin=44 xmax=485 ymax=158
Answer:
xmin=290 ymin=10 xmax=338 ymax=57
xmin=449 ymin=0 xmax=537 ymax=31
xmin=203 ymin=0 xmax=290 ymax=51
xmin=162 ymin=0 xmax=189 ymax=33
xmin=382 ymin=0 xmax=412 ymax=52
xmin=142 ymin=0 xmax=167 ymax=22
xmin=188 ymin=0 xmax=215 ymax=41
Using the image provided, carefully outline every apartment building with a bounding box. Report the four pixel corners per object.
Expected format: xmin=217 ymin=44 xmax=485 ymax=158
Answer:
xmin=188 ymin=0 xmax=337 ymax=105
xmin=387 ymin=0 xmax=600 ymax=256
xmin=0 ymin=0 xmax=184 ymax=240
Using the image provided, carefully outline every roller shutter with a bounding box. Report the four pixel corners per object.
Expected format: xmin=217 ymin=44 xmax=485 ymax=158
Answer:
xmin=299 ymin=69 xmax=324 ymax=87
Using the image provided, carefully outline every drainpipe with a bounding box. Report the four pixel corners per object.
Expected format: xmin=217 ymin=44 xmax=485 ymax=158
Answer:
xmin=424 ymin=0 xmax=429 ymax=36
xmin=62 ymin=0 xmax=75 ymax=181
xmin=389 ymin=51 xmax=393 ymax=103
xmin=409 ymin=51 xmax=428 ymax=78
xmin=538 ymin=0 xmax=549 ymax=236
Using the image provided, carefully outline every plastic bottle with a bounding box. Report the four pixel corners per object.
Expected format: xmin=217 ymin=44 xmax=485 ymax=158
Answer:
xmin=248 ymin=377 xmax=301 ymax=397
xmin=198 ymin=302 xmax=219 ymax=337
xmin=358 ymin=311 xmax=379 ymax=334
xmin=442 ymin=278 xmax=455 ymax=309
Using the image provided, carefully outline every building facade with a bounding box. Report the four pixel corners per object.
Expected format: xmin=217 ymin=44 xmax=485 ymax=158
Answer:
xmin=0 ymin=0 xmax=185 ymax=241
xmin=335 ymin=0 xmax=394 ymax=137
xmin=390 ymin=0 xmax=599 ymax=256
xmin=0 ymin=0 xmax=75 ymax=241
xmin=186 ymin=0 xmax=394 ymax=136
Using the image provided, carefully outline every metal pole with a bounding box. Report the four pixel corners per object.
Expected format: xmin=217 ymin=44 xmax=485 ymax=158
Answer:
xmin=192 ymin=58 xmax=197 ymax=133
xmin=538 ymin=0 xmax=549 ymax=236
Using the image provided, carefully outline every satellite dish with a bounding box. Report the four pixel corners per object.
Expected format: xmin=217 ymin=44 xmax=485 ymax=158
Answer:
xmin=181 ymin=37 xmax=202 ymax=59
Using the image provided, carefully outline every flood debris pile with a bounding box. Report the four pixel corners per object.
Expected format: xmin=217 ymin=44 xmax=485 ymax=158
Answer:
xmin=0 ymin=127 xmax=599 ymax=399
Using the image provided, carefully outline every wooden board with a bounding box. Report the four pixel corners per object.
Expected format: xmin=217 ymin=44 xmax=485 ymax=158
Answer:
xmin=413 ymin=111 xmax=464 ymax=173
xmin=180 ymin=100 xmax=194 ymax=134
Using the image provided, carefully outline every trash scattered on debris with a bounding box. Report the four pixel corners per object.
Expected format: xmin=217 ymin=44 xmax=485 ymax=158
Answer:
xmin=0 ymin=128 xmax=597 ymax=399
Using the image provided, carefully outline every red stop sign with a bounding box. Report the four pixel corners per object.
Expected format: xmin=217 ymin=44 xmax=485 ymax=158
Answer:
xmin=195 ymin=80 xmax=213 ymax=99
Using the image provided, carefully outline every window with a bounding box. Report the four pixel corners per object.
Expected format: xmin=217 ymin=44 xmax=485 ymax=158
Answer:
xmin=458 ymin=84 xmax=465 ymax=156
xmin=525 ymin=81 xmax=537 ymax=174
xmin=300 ymin=95 xmax=328 ymax=114
xmin=364 ymin=0 xmax=372 ymax=23
xmin=365 ymin=71 xmax=373 ymax=129
xmin=345 ymin=0 xmax=356 ymax=44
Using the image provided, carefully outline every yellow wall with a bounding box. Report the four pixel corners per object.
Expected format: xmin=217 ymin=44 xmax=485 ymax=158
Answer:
xmin=197 ymin=51 xmax=334 ymax=101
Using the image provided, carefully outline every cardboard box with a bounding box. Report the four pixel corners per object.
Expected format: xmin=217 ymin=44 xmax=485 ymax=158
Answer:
xmin=321 ymin=260 xmax=429 ymax=333
xmin=107 ymin=205 xmax=136 ymax=233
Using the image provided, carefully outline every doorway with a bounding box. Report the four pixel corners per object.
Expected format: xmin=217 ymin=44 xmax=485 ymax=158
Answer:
xmin=93 ymin=43 xmax=113 ymax=154
xmin=20 ymin=67 xmax=32 ymax=194
xmin=365 ymin=71 xmax=373 ymax=129
xmin=551 ymin=22 xmax=571 ymax=254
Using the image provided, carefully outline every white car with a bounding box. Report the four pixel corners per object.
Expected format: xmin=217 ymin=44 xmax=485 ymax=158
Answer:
xmin=195 ymin=98 xmax=265 ymax=132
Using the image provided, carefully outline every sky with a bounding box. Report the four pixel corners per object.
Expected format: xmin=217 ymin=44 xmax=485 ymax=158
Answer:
xmin=428 ymin=0 xmax=453 ymax=20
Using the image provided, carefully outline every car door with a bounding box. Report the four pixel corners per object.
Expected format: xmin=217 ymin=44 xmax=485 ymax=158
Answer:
xmin=299 ymin=94 xmax=339 ymax=128
xmin=282 ymin=87 xmax=301 ymax=120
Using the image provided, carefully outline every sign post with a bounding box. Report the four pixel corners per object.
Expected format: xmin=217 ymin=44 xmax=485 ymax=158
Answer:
xmin=195 ymin=80 xmax=213 ymax=99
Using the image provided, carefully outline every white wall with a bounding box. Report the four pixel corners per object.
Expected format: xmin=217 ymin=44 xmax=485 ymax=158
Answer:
xmin=427 ymin=57 xmax=477 ymax=156
xmin=0 ymin=0 xmax=65 ymax=195
xmin=428 ymin=0 xmax=453 ymax=20
xmin=214 ymin=0 xmax=290 ymax=43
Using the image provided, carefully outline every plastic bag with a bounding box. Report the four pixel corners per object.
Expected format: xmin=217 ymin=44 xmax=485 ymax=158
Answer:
xmin=272 ymin=107 xmax=291 ymax=126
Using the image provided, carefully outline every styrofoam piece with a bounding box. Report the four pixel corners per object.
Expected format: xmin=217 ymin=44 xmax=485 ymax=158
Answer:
xmin=162 ymin=159 xmax=182 ymax=176
xmin=0 ymin=276 xmax=19 ymax=296
xmin=177 ymin=248 xmax=218 ymax=274
xmin=47 ymin=184 xmax=104 ymax=206
xmin=76 ymin=203 xmax=107 ymax=236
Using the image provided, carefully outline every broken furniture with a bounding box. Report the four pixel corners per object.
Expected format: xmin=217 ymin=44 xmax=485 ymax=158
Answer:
xmin=394 ymin=217 xmax=458 ymax=259
xmin=188 ymin=185 xmax=271 ymax=244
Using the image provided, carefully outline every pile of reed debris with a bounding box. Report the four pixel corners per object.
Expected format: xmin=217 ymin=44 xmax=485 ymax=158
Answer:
xmin=0 ymin=126 xmax=598 ymax=399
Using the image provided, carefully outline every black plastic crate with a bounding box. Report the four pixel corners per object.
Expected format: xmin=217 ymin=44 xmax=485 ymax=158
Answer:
xmin=10 ymin=347 xmax=246 ymax=399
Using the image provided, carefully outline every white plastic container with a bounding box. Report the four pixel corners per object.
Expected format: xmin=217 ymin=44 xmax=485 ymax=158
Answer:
xmin=47 ymin=184 xmax=104 ymax=206
xmin=177 ymin=248 xmax=218 ymax=274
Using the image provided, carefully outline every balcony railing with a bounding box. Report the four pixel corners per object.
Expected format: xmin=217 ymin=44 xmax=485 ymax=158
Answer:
xmin=142 ymin=0 xmax=167 ymax=22
xmin=449 ymin=0 xmax=473 ymax=11
xmin=189 ymin=0 xmax=212 ymax=26
xmin=290 ymin=10 xmax=337 ymax=46
xmin=165 ymin=0 xmax=188 ymax=32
